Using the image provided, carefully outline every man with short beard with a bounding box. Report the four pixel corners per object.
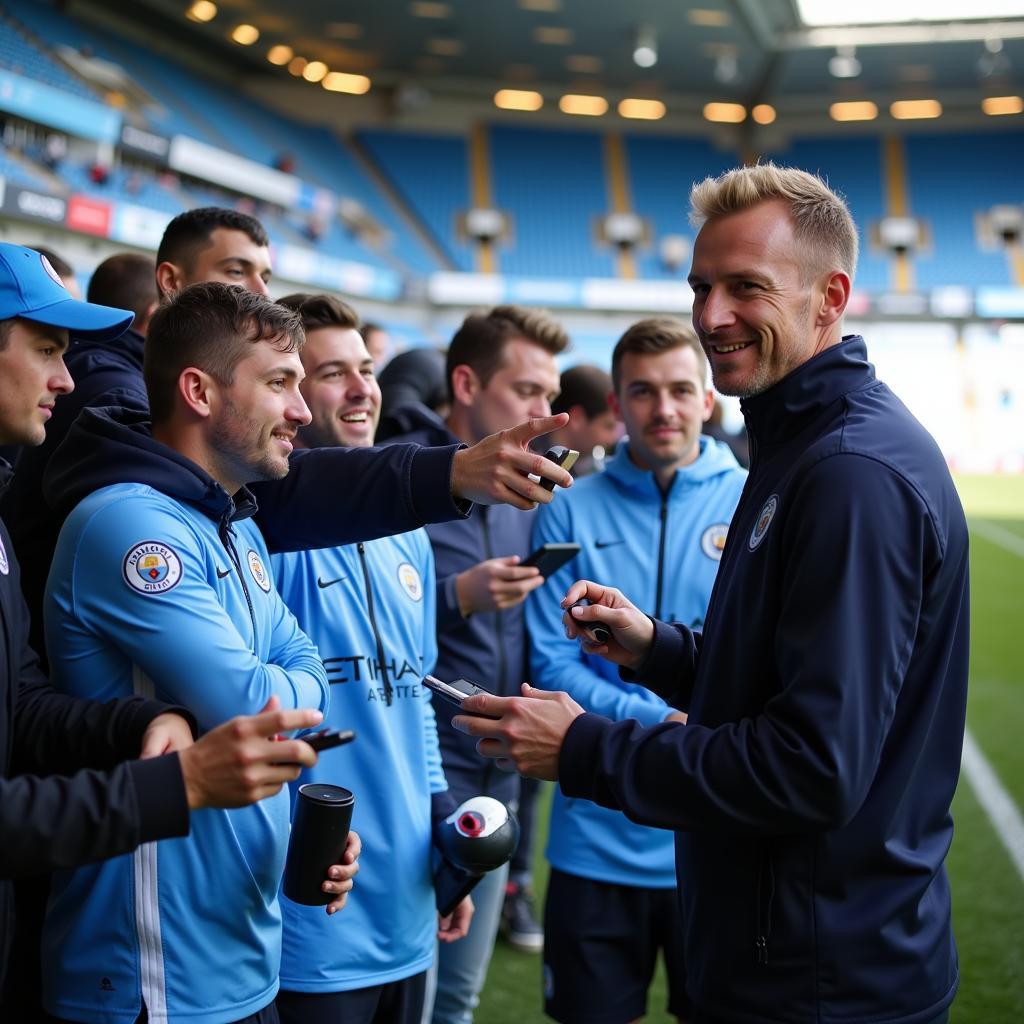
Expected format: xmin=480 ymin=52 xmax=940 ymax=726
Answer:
xmin=41 ymin=283 xmax=359 ymax=1024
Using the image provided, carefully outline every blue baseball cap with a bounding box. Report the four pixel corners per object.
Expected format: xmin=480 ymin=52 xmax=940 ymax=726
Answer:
xmin=0 ymin=243 xmax=133 ymax=340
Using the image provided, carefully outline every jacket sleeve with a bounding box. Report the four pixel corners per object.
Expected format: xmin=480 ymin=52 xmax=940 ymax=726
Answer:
xmin=560 ymin=454 xmax=933 ymax=836
xmin=57 ymin=498 xmax=327 ymax=732
xmin=251 ymin=443 xmax=469 ymax=554
xmin=526 ymin=502 xmax=671 ymax=727
xmin=0 ymin=754 xmax=189 ymax=878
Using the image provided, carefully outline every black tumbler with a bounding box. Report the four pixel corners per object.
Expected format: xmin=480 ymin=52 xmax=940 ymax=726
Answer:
xmin=283 ymin=783 xmax=355 ymax=906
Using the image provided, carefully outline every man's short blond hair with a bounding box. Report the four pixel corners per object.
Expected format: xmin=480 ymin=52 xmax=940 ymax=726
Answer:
xmin=689 ymin=162 xmax=858 ymax=282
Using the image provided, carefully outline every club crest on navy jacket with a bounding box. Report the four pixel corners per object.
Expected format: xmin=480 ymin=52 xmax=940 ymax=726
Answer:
xmin=527 ymin=437 xmax=745 ymax=888
xmin=272 ymin=530 xmax=447 ymax=992
xmin=41 ymin=407 xmax=330 ymax=1024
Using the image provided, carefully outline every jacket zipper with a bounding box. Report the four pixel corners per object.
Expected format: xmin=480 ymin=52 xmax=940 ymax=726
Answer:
xmin=654 ymin=477 xmax=676 ymax=620
xmin=357 ymin=542 xmax=393 ymax=705
xmin=221 ymin=521 xmax=257 ymax=650
xmin=755 ymin=848 xmax=775 ymax=966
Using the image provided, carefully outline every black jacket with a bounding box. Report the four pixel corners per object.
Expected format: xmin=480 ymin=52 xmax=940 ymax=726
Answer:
xmin=386 ymin=409 xmax=535 ymax=806
xmin=0 ymin=461 xmax=190 ymax=993
xmin=1 ymin=330 xmax=467 ymax=663
xmin=561 ymin=338 xmax=969 ymax=1023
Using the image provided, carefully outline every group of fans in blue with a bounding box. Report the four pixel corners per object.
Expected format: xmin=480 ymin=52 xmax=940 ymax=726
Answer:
xmin=0 ymin=162 xmax=967 ymax=1024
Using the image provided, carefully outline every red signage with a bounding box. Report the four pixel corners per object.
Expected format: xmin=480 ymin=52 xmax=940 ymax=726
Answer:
xmin=66 ymin=195 xmax=112 ymax=237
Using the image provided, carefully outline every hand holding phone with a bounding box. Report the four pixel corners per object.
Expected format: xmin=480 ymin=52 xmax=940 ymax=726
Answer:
xmin=537 ymin=446 xmax=579 ymax=491
xmin=423 ymin=675 xmax=500 ymax=719
xmin=521 ymin=542 xmax=581 ymax=577
xmin=570 ymin=600 xmax=612 ymax=645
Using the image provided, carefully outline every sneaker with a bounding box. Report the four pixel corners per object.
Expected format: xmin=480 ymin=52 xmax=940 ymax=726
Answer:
xmin=500 ymin=881 xmax=544 ymax=952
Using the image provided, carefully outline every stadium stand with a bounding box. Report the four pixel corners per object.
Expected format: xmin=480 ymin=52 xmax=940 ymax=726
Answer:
xmin=489 ymin=125 xmax=616 ymax=278
xmin=905 ymin=131 xmax=1023 ymax=289
xmin=625 ymin=134 xmax=739 ymax=280
xmin=357 ymin=128 xmax=474 ymax=271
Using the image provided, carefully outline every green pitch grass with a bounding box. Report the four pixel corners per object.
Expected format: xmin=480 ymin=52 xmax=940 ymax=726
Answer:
xmin=474 ymin=475 xmax=1024 ymax=1023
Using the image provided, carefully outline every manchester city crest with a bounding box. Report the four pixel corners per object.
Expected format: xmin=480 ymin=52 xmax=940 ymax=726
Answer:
xmin=247 ymin=549 xmax=272 ymax=592
xmin=123 ymin=541 xmax=183 ymax=594
xmin=748 ymin=495 xmax=779 ymax=551
xmin=397 ymin=561 xmax=423 ymax=601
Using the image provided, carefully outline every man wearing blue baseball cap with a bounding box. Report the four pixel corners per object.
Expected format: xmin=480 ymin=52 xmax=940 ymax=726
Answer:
xmin=0 ymin=242 xmax=333 ymax=1003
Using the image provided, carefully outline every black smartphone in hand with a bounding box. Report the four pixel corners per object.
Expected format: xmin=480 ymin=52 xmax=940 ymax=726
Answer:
xmin=539 ymin=446 xmax=579 ymax=491
xmin=521 ymin=542 xmax=581 ymax=577
xmin=423 ymin=675 xmax=500 ymax=719
xmin=303 ymin=728 xmax=356 ymax=753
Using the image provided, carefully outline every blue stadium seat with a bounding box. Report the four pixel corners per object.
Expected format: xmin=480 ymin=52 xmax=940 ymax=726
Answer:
xmin=357 ymin=128 xmax=473 ymax=271
xmin=904 ymin=132 xmax=1020 ymax=289
xmin=625 ymin=135 xmax=739 ymax=280
xmin=489 ymin=125 xmax=616 ymax=278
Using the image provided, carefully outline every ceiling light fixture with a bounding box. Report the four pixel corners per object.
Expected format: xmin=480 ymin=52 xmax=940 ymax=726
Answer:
xmin=287 ymin=55 xmax=308 ymax=76
xmin=703 ymin=102 xmax=746 ymax=123
xmin=302 ymin=61 xmax=328 ymax=82
xmin=410 ymin=1 xmax=451 ymax=16
xmin=267 ymin=45 xmax=292 ymax=65
xmin=559 ymin=93 xmax=608 ymax=116
xmin=752 ymin=103 xmax=776 ymax=124
xmin=618 ymin=97 xmax=666 ymax=120
xmin=230 ymin=24 xmax=259 ymax=45
xmin=495 ymin=89 xmax=544 ymax=111
xmin=830 ymin=100 xmax=878 ymax=120
xmin=890 ymin=98 xmax=942 ymax=119
xmin=535 ymin=26 xmax=574 ymax=45
xmin=323 ymin=72 xmax=371 ymax=94
xmin=427 ymin=37 xmax=463 ymax=56
xmin=982 ymin=94 xmax=1023 ymax=115
xmin=633 ymin=25 xmax=657 ymax=68
xmin=186 ymin=1 xmax=217 ymax=23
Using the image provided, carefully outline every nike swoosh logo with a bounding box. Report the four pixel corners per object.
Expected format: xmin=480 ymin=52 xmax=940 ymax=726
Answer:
xmin=216 ymin=567 xmax=232 ymax=578
xmin=594 ymin=539 xmax=624 ymax=549
xmin=317 ymin=575 xmax=348 ymax=589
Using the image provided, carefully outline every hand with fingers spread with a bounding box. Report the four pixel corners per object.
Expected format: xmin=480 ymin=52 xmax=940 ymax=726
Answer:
xmin=322 ymin=830 xmax=361 ymax=916
xmin=178 ymin=696 xmax=324 ymax=810
xmin=451 ymin=414 xmax=573 ymax=511
xmin=560 ymin=580 xmax=656 ymax=672
xmin=452 ymin=683 xmax=585 ymax=781
xmin=455 ymin=555 xmax=543 ymax=616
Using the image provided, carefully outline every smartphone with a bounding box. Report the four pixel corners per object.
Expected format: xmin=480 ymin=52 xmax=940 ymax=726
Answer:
xmin=423 ymin=675 xmax=500 ymax=718
xmin=521 ymin=542 xmax=581 ymax=577
xmin=538 ymin=445 xmax=579 ymax=491
xmin=570 ymin=600 xmax=612 ymax=645
xmin=302 ymin=728 xmax=356 ymax=753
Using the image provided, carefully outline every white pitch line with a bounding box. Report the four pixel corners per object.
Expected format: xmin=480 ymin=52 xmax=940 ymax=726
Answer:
xmin=961 ymin=518 xmax=1024 ymax=883
xmin=969 ymin=518 xmax=1024 ymax=559
xmin=961 ymin=729 xmax=1024 ymax=886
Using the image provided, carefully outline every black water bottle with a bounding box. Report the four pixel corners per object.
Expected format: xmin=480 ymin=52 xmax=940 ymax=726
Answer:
xmin=283 ymin=784 xmax=355 ymax=906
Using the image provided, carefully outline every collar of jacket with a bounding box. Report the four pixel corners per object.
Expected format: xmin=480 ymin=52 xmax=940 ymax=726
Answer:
xmin=740 ymin=335 xmax=874 ymax=450
xmin=0 ymin=458 xmax=12 ymax=498
xmin=69 ymin=326 xmax=145 ymax=370
xmin=603 ymin=436 xmax=739 ymax=498
xmin=44 ymin=406 xmax=257 ymax=528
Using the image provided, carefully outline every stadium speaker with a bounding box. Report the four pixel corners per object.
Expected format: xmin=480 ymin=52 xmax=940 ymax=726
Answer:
xmin=988 ymin=204 xmax=1023 ymax=245
xmin=659 ymin=233 xmax=691 ymax=271
xmin=600 ymin=211 xmax=646 ymax=248
xmin=877 ymin=216 xmax=925 ymax=255
xmin=463 ymin=207 xmax=508 ymax=243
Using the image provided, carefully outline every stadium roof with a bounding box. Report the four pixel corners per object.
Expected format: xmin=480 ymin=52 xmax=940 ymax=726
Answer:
xmin=84 ymin=0 xmax=1024 ymax=130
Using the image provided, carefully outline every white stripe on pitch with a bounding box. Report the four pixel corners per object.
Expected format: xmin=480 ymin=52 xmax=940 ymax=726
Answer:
xmin=961 ymin=729 xmax=1024 ymax=887
xmin=133 ymin=665 xmax=169 ymax=1022
xmin=969 ymin=518 xmax=1024 ymax=559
